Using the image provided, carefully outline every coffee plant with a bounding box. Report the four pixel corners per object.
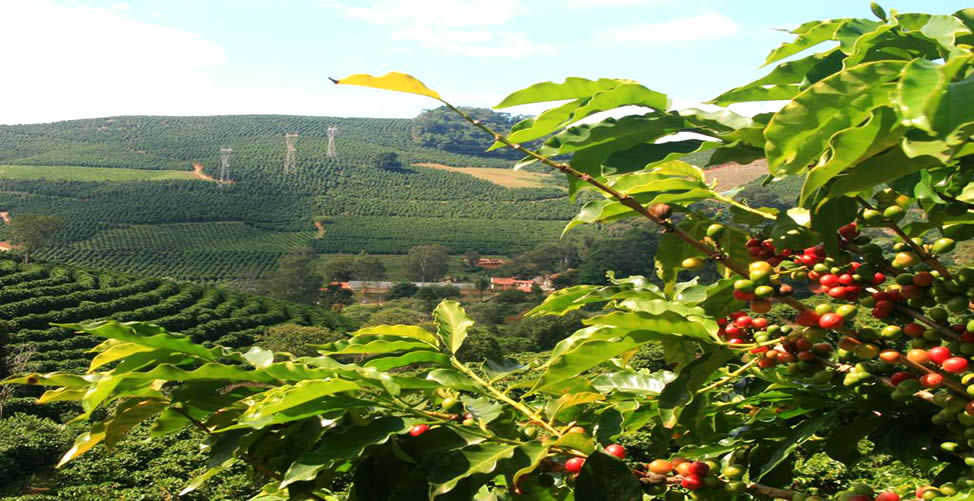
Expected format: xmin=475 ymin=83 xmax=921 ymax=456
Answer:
xmin=5 ymin=4 xmax=974 ymax=500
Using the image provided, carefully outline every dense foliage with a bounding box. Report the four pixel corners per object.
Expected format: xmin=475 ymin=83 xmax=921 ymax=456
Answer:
xmin=411 ymin=107 xmax=533 ymax=160
xmin=5 ymin=4 xmax=974 ymax=501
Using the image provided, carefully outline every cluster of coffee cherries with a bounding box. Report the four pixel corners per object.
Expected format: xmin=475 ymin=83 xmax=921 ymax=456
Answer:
xmin=717 ymin=311 xmax=781 ymax=345
xmin=638 ymin=457 xmax=745 ymax=494
xmin=731 ymin=259 xmax=796 ymax=314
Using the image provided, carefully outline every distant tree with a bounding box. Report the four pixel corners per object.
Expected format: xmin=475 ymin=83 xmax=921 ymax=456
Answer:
xmin=258 ymin=247 xmax=322 ymax=305
xmin=476 ymin=276 xmax=490 ymax=301
xmin=414 ymin=285 xmax=461 ymax=304
xmin=411 ymin=106 xmax=532 ymax=160
xmin=365 ymin=307 xmax=429 ymax=327
xmin=463 ymin=250 xmax=481 ymax=269
xmin=256 ymin=324 xmax=343 ymax=358
xmin=385 ymin=282 xmax=419 ymax=300
xmin=576 ymin=225 xmax=660 ymax=285
xmin=322 ymin=255 xmax=358 ymax=282
xmin=494 ymin=289 xmax=532 ymax=305
xmin=550 ymin=269 xmax=579 ymax=289
xmin=7 ymin=214 xmax=63 ymax=264
xmin=0 ymin=320 xmax=9 ymax=381
xmin=319 ymin=283 xmax=354 ymax=309
xmin=373 ymin=152 xmax=403 ymax=171
xmin=353 ymin=252 xmax=387 ymax=281
xmin=404 ymin=244 xmax=449 ymax=282
xmin=501 ymin=242 xmax=579 ymax=278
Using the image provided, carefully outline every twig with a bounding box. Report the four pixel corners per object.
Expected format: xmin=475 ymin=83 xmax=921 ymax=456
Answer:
xmin=855 ymin=196 xmax=954 ymax=280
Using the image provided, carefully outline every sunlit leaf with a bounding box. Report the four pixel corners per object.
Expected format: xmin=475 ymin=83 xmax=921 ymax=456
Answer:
xmin=766 ymin=60 xmax=907 ymax=176
xmin=434 ymin=300 xmax=475 ymax=354
xmin=333 ymin=72 xmax=442 ymax=100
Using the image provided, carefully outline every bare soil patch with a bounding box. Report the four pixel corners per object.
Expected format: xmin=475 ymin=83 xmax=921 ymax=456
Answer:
xmin=704 ymin=159 xmax=769 ymax=191
xmin=414 ymin=163 xmax=554 ymax=189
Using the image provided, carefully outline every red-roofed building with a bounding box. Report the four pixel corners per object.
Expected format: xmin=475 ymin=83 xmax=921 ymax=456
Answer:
xmin=490 ymin=277 xmax=536 ymax=292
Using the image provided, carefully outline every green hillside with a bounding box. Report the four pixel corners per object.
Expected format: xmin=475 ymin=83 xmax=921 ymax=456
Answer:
xmin=0 ymin=256 xmax=349 ymax=408
xmin=0 ymin=114 xmax=577 ymax=281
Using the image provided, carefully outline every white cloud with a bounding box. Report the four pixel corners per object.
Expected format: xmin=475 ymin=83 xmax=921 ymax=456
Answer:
xmin=111 ymin=2 xmax=131 ymax=11
xmin=0 ymin=1 xmax=435 ymax=124
xmin=323 ymin=0 xmax=551 ymax=57
xmin=606 ymin=12 xmax=739 ymax=43
xmin=569 ymin=0 xmax=668 ymax=6
xmin=324 ymin=0 xmax=525 ymax=27
xmin=392 ymin=25 xmax=554 ymax=57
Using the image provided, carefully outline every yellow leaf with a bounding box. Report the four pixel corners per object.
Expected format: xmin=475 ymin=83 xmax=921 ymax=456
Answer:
xmin=332 ymin=72 xmax=442 ymax=100
xmin=58 ymin=424 xmax=107 ymax=467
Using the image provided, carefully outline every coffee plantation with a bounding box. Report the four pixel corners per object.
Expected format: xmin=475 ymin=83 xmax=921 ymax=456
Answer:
xmin=4 ymin=4 xmax=974 ymax=501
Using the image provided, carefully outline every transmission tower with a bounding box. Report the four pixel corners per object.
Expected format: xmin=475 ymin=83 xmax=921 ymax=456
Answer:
xmin=284 ymin=133 xmax=299 ymax=174
xmin=219 ymin=147 xmax=232 ymax=183
xmin=327 ymin=126 xmax=338 ymax=158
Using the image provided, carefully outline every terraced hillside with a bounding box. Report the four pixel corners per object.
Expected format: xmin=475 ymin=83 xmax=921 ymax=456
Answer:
xmin=0 ymin=114 xmax=577 ymax=281
xmin=0 ymin=257 xmax=350 ymax=413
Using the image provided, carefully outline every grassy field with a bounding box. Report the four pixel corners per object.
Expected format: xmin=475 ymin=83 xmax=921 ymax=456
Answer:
xmin=0 ymin=164 xmax=201 ymax=182
xmin=414 ymin=163 xmax=558 ymax=189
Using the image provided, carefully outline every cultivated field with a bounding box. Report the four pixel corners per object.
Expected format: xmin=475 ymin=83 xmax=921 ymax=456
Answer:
xmin=703 ymin=159 xmax=768 ymax=191
xmin=414 ymin=162 xmax=557 ymax=188
xmin=0 ymin=164 xmax=201 ymax=182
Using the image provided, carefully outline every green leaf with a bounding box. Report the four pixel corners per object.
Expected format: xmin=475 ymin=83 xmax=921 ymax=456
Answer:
xmin=428 ymin=444 xmax=519 ymax=497
xmin=353 ymin=324 xmax=441 ymax=348
xmin=825 ymin=415 xmax=882 ymax=463
xmin=811 ymin=196 xmax=857 ymax=256
xmin=495 ymin=77 xmax=638 ymax=108
xmin=239 ymin=379 xmax=360 ymax=429
xmin=88 ymin=342 xmax=156 ymax=371
xmin=460 ymin=395 xmax=503 ymax=424
xmin=434 ymin=300 xmax=475 ymax=354
xmin=591 ymin=370 xmax=675 ymax=395
xmin=243 ymin=346 xmax=274 ymax=369
xmin=574 ymin=451 xmax=642 ymax=501
xmin=533 ymin=309 xmax=716 ymax=395
xmin=585 ymin=310 xmax=717 ymax=339
xmin=711 ymin=49 xmax=841 ymax=105
xmin=830 ymin=146 xmax=941 ymax=196
xmin=317 ymin=338 xmax=434 ymax=355
xmin=765 ymin=60 xmax=907 ymax=176
xmin=427 ymin=369 xmax=479 ymax=392
xmin=497 ymin=83 xmax=670 ymax=147
xmin=511 ymin=442 xmax=551 ymax=489
xmin=57 ymin=320 xmax=220 ymax=362
xmin=896 ymin=59 xmax=948 ymax=132
xmin=800 ymin=106 xmax=902 ymax=206
xmin=104 ymin=399 xmax=166 ymax=449
xmin=282 ymin=417 xmax=414 ymax=487
xmin=526 ymin=285 xmax=618 ymax=317
xmin=544 ymin=432 xmax=596 ymax=455
xmin=763 ymin=19 xmax=848 ymax=66
xmin=544 ymin=392 xmax=605 ymax=421
xmin=659 ymin=349 xmax=735 ymax=412
xmin=58 ymin=423 xmax=107 ymax=467
xmin=870 ymin=2 xmax=887 ymax=21
xmin=364 ymin=351 xmax=451 ymax=371
xmin=752 ymin=414 xmax=830 ymax=481
xmin=515 ymin=476 xmax=574 ymax=501
xmin=484 ymin=357 xmax=527 ymax=380
xmin=696 ymin=278 xmax=746 ymax=319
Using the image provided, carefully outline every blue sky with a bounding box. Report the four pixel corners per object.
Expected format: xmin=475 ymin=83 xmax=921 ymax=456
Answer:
xmin=0 ymin=0 xmax=968 ymax=124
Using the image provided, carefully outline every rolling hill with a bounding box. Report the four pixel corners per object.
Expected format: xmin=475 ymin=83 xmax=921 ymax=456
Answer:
xmin=0 ymin=114 xmax=578 ymax=282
